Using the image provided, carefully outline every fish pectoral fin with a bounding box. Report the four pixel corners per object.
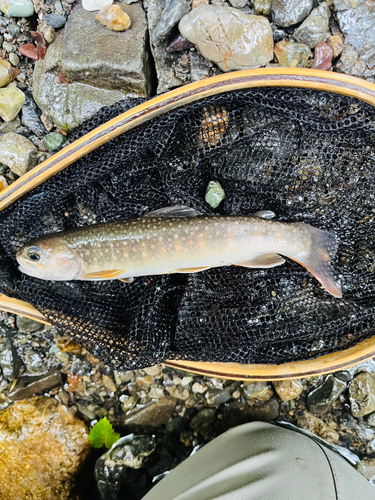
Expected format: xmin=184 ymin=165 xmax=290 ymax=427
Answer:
xmin=82 ymin=269 xmax=125 ymax=279
xmin=118 ymin=277 xmax=134 ymax=283
xmin=144 ymin=206 xmax=202 ymax=218
xmin=250 ymin=210 xmax=275 ymax=219
xmin=236 ymin=254 xmax=285 ymax=268
xmin=173 ymin=266 xmax=212 ymax=273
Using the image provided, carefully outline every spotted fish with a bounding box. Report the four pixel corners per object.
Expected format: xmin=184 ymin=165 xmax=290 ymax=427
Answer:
xmin=16 ymin=206 xmax=342 ymax=297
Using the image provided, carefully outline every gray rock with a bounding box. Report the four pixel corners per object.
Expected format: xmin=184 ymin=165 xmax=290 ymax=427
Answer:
xmin=205 ymin=388 xmax=232 ymax=405
xmin=95 ymin=434 xmax=156 ymax=500
xmin=333 ymin=0 xmax=363 ymax=11
xmin=151 ymin=0 xmax=190 ymax=46
xmin=0 ymin=338 xmax=23 ymax=379
xmin=61 ymin=3 xmax=151 ymax=96
xmin=294 ymin=2 xmax=330 ymax=48
xmin=349 ymin=372 xmax=375 ymax=418
xmin=271 ymin=0 xmax=313 ymax=27
xmin=243 ymin=381 xmax=273 ymax=401
xmin=229 ymin=0 xmax=248 ymax=7
xmin=190 ymin=50 xmax=214 ymax=82
xmin=33 ymin=32 xmax=128 ymax=132
xmin=46 ymin=13 xmax=66 ymax=28
xmin=0 ymin=116 xmax=20 ymax=133
xmin=21 ymin=92 xmax=46 ymax=137
xmin=16 ymin=315 xmax=43 ymax=333
xmin=366 ymin=412 xmax=375 ymax=427
xmin=145 ymin=0 xmax=184 ymax=94
xmin=357 ymin=458 xmax=375 ymax=481
xmin=8 ymin=52 xmax=19 ymax=66
xmin=8 ymin=23 xmax=21 ymax=37
xmin=123 ymin=396 xmax=176 ymax=429
xmin=336 ymin=43 xmax=374 ymax=81
xmin=7 ymin=368 xmax=62 ymax=400
xmin=0 ymin=132 xmax=38 ymax=177
xmin=253 ymin=0 xmax=271 ymax=15
xmin=335 ymin=2 xmax=375 ymax=79
xmin=179 ymin=5 xmax=274 ymax=72
xmin=307 ymin=375 xmax=346 ymax=414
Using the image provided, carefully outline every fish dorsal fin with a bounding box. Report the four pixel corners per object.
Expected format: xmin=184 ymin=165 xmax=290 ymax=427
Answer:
xmin=236 ymin=254 xmax=285 ymax=268
xmin=251 ymin=210 xmax=275 ymax=219
xmin=82 ymin=269 xmax=125 ymax=279
xmin=144 ymin=206 xmax=202 ymax=218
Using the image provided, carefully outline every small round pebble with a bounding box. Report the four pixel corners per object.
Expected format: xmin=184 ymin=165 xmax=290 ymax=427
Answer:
xmin=43 ymin=132 xmax=66 ymax=152
xmin=0 ymin=59 xmax=12 ymax=88
xmin=8 ymin=23 xmax=21 ymax=37
xmin=8 ymin=52 xmax=19 ymax=66
xmin=46 ymin=14 xmax=66 ymax=29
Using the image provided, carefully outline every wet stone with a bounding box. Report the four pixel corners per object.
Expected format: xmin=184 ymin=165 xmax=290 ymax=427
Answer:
xmin=8 ymin=23 xmax=21 ymax=37
xmin=0 ymin=59 xmax=12 ymax=88
xmin=247 ymin=397 xmax=280 ymax=421
xmin=271 ymin=0 xmax=313 ymax=28
xmin=0 ymin=116 xmax=20 ymax=133
xmin=16 ymin=315 xmax=43 ymax=333
xmin=243 ymin=381 xmax=274 ymax=401
xmin=0 ymin=132 xmax=38 ymax=176
xmin=357 ymin=458 xmax=375 ymax=481
xmin=205 ymin=387 xmax=232 ymax=405
xmin=151 ymin=0 xmax=190 ymax=46
xmin=190 ymin=407 xmax=216 ymax=429
xmin=307 ymin=375 xmax=346 ymax=414
xmin=46 ymin=13 xmax=66 ymax=28
xmin=123 ymin=396 xmax=175 ymax=429
xmin=327 ymin=34 xmax=343 ymax=58
xmin=274 ymin=39 xmax=311 ymax=67
xmin=8 ymin=368 xmax=62 ymax=400
xmin=166 ymin=34 xmax=192 ymax=53
xmin=21 ymin=92 xmax=46 ymax=137
xmin=0 ymin=86 xmax=25 ymax=121
xmin=366 ymin=412 xmax=375 ymax=427
xmin=294 ymin=2 xmax=330 ymax=48
xmin=253 ymin=0 xmax=272 ymax=15
xmin=0 ymin=0 xmax=34 ymax=16
xmin=349 ymin=372 xmax=375 ymax=418
xmin=273 ymin=379 xmax=303 ymax=401
xmin=312 ymin=40 xmax=333 ymax=70
xmin=8 ymin=52 xmax=19 ymax=66
xmin=43 ymin=131 xmax=66 ymax=152
xmin=297 ymin=411 xmax=339 ymax=443
xmin=179 ymin=5 xmax=274 ymax=72
xmin=0 ymin=337 xmax=23 ymax=379
xmin=0 ymin=396 xmax=89 ymax=500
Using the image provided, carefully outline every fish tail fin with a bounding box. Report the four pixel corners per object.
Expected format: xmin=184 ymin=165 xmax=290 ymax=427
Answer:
xmin=290 ymin=224 xmax=342 ymax=298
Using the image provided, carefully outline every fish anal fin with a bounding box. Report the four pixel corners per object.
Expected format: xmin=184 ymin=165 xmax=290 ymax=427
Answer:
xmin=144 ymin=206 xmax=202 ymax=218
xmin=82 ymin=269 xmax=125 ymax=279
xmin=236 ymin=254 xmax=285 ymax=268
xmin=251 ymin=210 xmax=275 ymax=219
xmin=174 ymin=266 xmax=211 ymax=273
xmin=118 ymin=277 xmax=134 ymax=283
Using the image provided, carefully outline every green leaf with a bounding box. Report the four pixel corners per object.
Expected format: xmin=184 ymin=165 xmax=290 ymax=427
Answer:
xmin=89 ymin=417 xmax=120 ymax=449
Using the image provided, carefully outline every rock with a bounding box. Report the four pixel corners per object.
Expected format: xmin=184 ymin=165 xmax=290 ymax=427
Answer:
xmin=192 ymin=381 xmax=207 ymax=394
xmin=297 ymin=412 xmax=339 ymax=443
xmin=247 ymin=397 xmax=280 ymax=421
xmin=336 ymin=44 xmax=372 ymax=80
xmin=0 ymin=59 xmax=12 ymax=88
xmin=0 ymin=336 xmax=23 ymax=379
xmin=271 ymin=0 xmax=313 ymax=27
xmin=367 ymin=412 xmax=375 ymax=427
xmin=274 ymin=40 xmax=311 ymax=67
xmin=357 ymin=458 xmax=375 ymax=481
xmin=294 ymin=2 xmax=330 ymax=48
xmin=33 ymin=32 xmax=128 ymax=132
xmin=43 ymin=132 xmax=66 ymax=152
xmin=95 ymin=434 xmax=156 ymax=500
xmin=61 ymin=3 xmax=151 ymax=95
xmin=152 ymin=0 xmax=190 ymax=46
xmin=228 ymin=0 xmax=248 ymax=7
xmin=3 ymin=41 xmax=15 ymax=53
xmin=16 ymin=315 xmax=43 ymax=333
xmin=96 ymin=4 xmax=131 ymax=31
xmin=307 ymin=375 xmax=346 ymax=414
xmin=0 ymin=396 xmax=89 ymax=500
xmin=0 ymin=116 xmax=20 ymax=133
xmin=179 ymin=6 xmax=274 ymax=72
xmin=312 ymin=40 xmax=333 ymax=70
xmin=46 ymin=13 xmax=66 ymax=28
xmin=8 ymin=23 xmax=21 ymax=37
xmin=166 ymin=34 xmax=192 ymax=52
xmin=167 ymin=385 xmax=189 ymax=400
xmin=145 ymin=0 xmax=185 ymax=93
xmin=7 ymin=369 xmax=62 ymax=400
xmin=335 ymin=1 xmax=375 ymax=80
xmin=0 ymin=132 xmax=38 ymax=177
xmin=349 ymin=372 xmax=375 ymax=418
xmin=190 ymin=50 xmax=214 ymax=82
xmin=8 ymin=52 xmax=19 ymax=66
xmin=253 ymin=0 xmax=272 ymax=15
xmin=123 ymin=397 xmax=175 ymax=429
xmin=82 ymin=0 xmax=112 ymax=11
xmin=192 ymin=0 xmax=208 ymax=6
xmin=243 ymin=381 xmax=274 ymax=401
xmin=205 ymin=180 xmax=226 ymax=208
xmin=206 ymin=387 xmax=232 ymax=405
xmin=0 ymin=0 xmax=34 ymax=16
xmin=327 ymin=34 xmax=343 ymax=58
xmin=0 ymin=175 xmax=8 ymax=191
xmin=21 ymin=91 xmax=46 ymax=137
xmin=273 ymin=379 xmax=303 ymax=401
xmin=0 ymin=86 xmax=25 ymax=121
xmin=43 ymin=26 xmax=56 ymax=44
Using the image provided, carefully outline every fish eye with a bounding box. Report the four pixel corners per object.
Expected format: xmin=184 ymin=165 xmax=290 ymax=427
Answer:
xmin=26 ymin=247 xmax=41 ymax=262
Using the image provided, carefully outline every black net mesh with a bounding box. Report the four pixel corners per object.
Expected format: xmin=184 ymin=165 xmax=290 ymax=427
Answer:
xmin=0 ymin=87 xmax=374 ymax=370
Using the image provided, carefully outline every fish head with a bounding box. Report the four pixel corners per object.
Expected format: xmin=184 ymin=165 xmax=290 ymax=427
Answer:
xmin=16 ymin=237 xmax=82 ymax=281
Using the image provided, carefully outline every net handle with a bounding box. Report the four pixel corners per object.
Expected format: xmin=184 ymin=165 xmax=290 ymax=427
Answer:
xmin=1 ymin=68 xmax=375 ymax=211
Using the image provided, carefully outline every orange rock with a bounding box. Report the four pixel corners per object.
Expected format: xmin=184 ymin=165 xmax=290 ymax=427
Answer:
xmin=96 ymin=4 xmax=131 ymax=31
xmin=192 ymin=0 xmax=208 ymax=8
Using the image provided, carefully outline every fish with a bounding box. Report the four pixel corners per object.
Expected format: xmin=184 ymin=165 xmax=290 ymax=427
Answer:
xmin=16 ymin=206 xmax=342 ymax=298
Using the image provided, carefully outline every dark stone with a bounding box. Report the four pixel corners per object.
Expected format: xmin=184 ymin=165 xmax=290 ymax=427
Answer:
xmin=307 ymin=375 xmax=347 ymax=414
xmin=334 ymin=370 xmax=352 ymax=382
xmin=46 ymin=14 xmax=66 ymax=29
xmin=0 ymin=337 xmax=23 ymax=379
xmin=8 ymin=23 xmax=21 ymax=37
xmin=190 ymin=408 xmax=216 ymax=429
xmin=166 ymin=33 xmax=192 ymax=53
xmin=151 ymin=0 xmax=190 ymax=46
xmin=7 ymin=368 xmax=62 ymax=400
xmin=21 ymin=92 xmax=46 ymax=137
xmin=123 ymin=397 xmax=176 ymax=430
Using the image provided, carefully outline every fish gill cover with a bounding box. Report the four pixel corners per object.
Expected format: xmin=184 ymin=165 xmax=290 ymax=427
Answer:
xmin=0 ymin=87 xmax=374 ymax=370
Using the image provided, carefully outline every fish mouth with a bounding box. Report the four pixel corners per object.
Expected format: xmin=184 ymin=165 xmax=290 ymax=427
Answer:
xmin=18 ymin=263 xmax=45 ymax=280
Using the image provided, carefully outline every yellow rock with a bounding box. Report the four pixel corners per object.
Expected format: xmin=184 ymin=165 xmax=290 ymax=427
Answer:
xmin=96 ymin=4 xmax=131 ymax=31
xmin=327 ymin=35 xmax=343 ymax=58
xmin=0 ymin=59 xmax=12 ymax=88
xmin=273 ymin=379 xmax=304 ymax=401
